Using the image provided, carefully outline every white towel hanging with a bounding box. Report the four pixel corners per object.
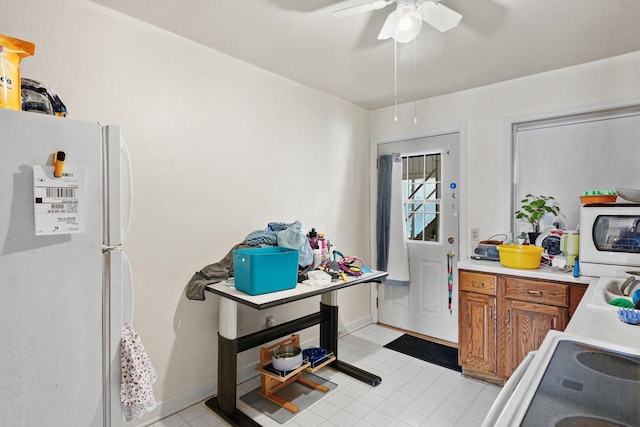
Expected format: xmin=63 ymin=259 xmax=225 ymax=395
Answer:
xmin=120 ymin=324 xmax=157 ymax=421
xmin=386 ymin=153 xmax=410 ymax=286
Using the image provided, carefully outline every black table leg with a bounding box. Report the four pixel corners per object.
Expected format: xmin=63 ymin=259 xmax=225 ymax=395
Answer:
xmin=205 ymin=334 xmax=261 ymax=427
xmin=205 ymin=396 xmax=261 ymax=427
xmin=217 ymin=334 xmax=237 ymax=412
xmin=319 ymin=302 xmax=339 ymax=357
xmin=331 ymin=359 xmax=382 ymax=386
xmin=320 ymin=302 xmax=382 ymax=386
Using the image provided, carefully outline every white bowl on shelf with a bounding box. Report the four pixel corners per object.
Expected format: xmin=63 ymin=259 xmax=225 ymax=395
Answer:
xmin=271 ymin=345 xmax=303 ymax=372
xmin=616 ymin=188 xmax=640 ymax=203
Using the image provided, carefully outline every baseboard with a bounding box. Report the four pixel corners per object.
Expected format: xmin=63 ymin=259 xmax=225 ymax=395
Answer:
xmin=339 ymin=314 xmax=373 ymax=338
xmin=129 ymin=315 xmax=374 ymax=426
xmin=376 ymin=322 xmax=458 ymax=348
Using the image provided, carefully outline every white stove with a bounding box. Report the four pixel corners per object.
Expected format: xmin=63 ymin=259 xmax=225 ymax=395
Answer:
xmin=484 ymin=331 xmax=640 ymax=427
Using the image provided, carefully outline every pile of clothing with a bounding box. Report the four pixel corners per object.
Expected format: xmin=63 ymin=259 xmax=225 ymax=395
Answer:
xmin=186 ymin=221 xmax=312 ymax=300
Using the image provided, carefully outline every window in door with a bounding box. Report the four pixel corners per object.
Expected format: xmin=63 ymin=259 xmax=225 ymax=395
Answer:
xmin=402 ymin=153 xmax=441 ymax=242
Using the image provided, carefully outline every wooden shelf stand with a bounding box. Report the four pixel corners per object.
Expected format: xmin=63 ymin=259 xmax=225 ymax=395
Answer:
xmin=256 ymin=334 xmax=335 ymax=413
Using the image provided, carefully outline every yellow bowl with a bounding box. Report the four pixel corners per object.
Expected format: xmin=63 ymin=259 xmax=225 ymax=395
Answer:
xmin=497 ymin=244 xmax=544 ymax=269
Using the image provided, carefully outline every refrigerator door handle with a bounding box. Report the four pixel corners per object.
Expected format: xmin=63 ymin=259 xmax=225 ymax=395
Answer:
xmin=103 ymin=126 xmax=133 ymax=246
xmin=121 ymin=249 xmax=134 ymax=326
xmin=121 ymin=136 xmax=133 ymax=242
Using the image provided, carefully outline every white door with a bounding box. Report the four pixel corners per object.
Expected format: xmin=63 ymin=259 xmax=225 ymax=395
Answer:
xmin=377 ymin=132 xmax=460 ymax=343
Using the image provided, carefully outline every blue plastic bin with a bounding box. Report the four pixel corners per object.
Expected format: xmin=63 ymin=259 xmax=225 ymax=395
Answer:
xmin=233 ymin=247 xmax=299 ymax=295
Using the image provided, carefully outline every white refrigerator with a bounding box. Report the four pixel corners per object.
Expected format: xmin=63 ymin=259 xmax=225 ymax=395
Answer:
xmin=0 ymin=108 xmax=133 ymax=426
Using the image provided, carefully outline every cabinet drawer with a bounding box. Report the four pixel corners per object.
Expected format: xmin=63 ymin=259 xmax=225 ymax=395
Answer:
xmin=460 ymin=271 xmax=497 ymax=295
xmin=505 ymin=278 xmax=568 ymax=307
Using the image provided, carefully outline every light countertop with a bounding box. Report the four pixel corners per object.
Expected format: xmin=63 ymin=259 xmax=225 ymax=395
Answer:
xmin=458 ymin=259 xmax=593 ymax=284
xmin=565 ymin=275 xmax=640 ymax=347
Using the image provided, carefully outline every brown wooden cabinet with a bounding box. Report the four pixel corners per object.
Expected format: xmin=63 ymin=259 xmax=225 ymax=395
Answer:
xmin=459 ymin=290 xmax=496 ymax=374
xmin=504 ymin=299 xmax=567 ymax=374
xmin=569 ymin=283 xmax=588 ymax=317
xmin=459 ymin=269 xmax=577 ymax=382
xmin=458 ymin=272 xmax=498 ymax=381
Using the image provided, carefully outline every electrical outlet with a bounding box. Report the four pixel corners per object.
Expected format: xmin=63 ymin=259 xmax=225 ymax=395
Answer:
xmin=266 ymin=315 xmax=275 ymax=328
xmin=470 ymin=228 xmax=480 ymax=241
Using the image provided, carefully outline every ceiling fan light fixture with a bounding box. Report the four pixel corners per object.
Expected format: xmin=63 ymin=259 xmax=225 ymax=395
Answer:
xmin=397 ymin=15 xmax=415 ymax=31
xmin=393 ymin=18 xmax=421 ymax=43
xmin=390 ymin=2 xmax=422 ymax=43
xmin=337 ymin=0 xmax=463 ymax=38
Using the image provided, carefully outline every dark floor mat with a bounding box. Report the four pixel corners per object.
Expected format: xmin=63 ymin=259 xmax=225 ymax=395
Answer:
xmin=383 ymin=334 xmax=461 ymax=372
xmin=239 ymin=371 xmax=337 ymax=424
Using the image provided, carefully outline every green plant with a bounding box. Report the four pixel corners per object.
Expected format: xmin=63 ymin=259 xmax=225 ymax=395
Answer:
xmin=515 ymin=194 xmax=560 ymax=233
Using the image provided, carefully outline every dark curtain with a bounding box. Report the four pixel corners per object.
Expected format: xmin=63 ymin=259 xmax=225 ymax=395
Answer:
xmin=376 ymin=155 xmax=392 ymax=273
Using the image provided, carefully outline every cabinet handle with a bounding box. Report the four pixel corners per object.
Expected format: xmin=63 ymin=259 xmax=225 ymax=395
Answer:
xmin=507 ymin=309 xmax=510 ymax=324
xmin=527 ymin=290 xmax=543 ymax=296
xmin=553 ymin=318 xmax=557 ymax=329
xmin=489 ymin=306 xmax=493 ymax=319
xmin=472 ymin=281 xmax=485 ymax=288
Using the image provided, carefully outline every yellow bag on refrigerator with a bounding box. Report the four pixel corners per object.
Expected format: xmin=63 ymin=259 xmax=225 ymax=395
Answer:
xmin=0 ymin=34 xmax=35 ymax=110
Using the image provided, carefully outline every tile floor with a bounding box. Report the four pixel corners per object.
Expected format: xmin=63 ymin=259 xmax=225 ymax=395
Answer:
xmin=149 ymin=324 xmax=501 ymax=427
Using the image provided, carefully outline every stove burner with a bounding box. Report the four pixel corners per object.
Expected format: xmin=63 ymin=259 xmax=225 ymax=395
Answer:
xmin=576 ymin=351 xmax=640 ymax=381
xmin=555 ymin=415 xmax=629 ymax=427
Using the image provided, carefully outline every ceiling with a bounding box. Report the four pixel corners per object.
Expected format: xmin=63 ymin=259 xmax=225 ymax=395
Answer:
xmin=91 ymin=0 xmax=640 ymax=110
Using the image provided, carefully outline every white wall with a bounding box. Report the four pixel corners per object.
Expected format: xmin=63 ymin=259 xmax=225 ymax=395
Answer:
xmin=1 ymin=0 xmax=373 ymax=424
xmin=371 ymin=50 xmax=640 ymax=252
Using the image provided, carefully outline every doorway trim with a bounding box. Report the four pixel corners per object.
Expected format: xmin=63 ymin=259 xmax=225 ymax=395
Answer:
xmin=369 ymin=123 xmax=468 ymax=324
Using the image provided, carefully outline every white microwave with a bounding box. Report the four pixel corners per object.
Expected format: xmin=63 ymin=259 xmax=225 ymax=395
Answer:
xmin=579 ymin=203 xmax=640 ymax=277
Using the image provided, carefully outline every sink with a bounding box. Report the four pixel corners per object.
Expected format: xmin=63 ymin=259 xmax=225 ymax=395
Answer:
xmin=588 ymin=277 xmax=640 ymax=311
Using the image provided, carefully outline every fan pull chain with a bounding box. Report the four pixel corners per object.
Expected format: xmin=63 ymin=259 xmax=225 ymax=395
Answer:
xmin=414 ymin=37 xmax=418 ymax=124
xmin=394 ymin=39 xmax=398 ymax=122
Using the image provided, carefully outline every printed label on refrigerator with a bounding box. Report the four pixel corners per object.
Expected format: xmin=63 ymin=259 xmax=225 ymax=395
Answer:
xmin=33 ymin=165 xmax=85 ymax=235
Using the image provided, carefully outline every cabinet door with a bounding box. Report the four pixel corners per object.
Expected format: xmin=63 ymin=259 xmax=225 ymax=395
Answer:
xmin=459 ymin=292 xmax=496 ymax=374
xmin=505 ymin=299 xmax=568 ymax=375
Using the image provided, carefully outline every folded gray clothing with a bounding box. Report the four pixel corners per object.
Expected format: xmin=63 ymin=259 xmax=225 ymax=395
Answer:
xmin=186 ymin=242 xmax=255 ymax=301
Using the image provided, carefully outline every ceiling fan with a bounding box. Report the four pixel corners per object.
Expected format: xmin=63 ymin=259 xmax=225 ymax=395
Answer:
xmin=333 ymin=0 xmax=463 ymax=43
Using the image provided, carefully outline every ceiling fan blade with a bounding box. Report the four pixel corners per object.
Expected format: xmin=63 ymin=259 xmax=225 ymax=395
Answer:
xmin=333 ymin=0 xmax=393 ymax=18
xmin=420 ymin=1 xmax=462 ymax=32
xmin=377 ymin=10 xmax=399 ymax=39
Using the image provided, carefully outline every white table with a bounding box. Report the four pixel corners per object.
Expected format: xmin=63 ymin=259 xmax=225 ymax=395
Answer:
xmin=204 ymin=271 xmax=388 ymax=427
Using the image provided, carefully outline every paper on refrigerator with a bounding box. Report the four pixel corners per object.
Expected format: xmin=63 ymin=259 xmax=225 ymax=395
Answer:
xmin=33 ymin=165 xmax=85 ymax=235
